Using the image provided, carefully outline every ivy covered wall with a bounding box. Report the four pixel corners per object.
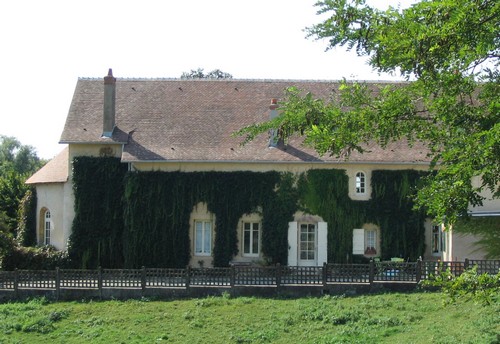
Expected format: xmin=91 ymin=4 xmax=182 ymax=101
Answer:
xmin=68 ymin=157 xmax=128 ymax=268
xmin=68 ymin=157 xmax=428 ymax=268
xmin=122 ymin=171 xmax=280 ymax=268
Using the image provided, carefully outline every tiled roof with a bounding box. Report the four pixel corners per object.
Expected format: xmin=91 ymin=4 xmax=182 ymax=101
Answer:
xmin=60 ymin=78 xmax=430 ymax=164
xmin=26 ymin=147 xmax=69 ymax=184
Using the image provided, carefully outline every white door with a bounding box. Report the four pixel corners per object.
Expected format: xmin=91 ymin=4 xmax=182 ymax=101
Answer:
xmin=298 ymin=223 xmax=317 ymax=266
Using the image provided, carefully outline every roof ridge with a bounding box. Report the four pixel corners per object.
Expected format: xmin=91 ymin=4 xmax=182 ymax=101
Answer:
xmin=77 ymin=77 xmax=409 ymax=83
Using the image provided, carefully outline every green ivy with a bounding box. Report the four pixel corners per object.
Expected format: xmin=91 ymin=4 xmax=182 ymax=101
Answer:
xmin=69 ymin=157 xmax=428 ymax=268
xmin=297 ymin=169 xmax=365 ymax=263
xmin=68 ymin=157 xmax=127 ymax=268
xmin=16 ymin=187 xmax=37 ymax=247
xmin=369 ymin=170 xmax=428 ymax=260
xmin=123 ymin=171 xmax=280 ymax=268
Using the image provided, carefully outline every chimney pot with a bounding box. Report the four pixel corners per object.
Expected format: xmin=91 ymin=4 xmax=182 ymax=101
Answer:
xmin=270 ymin=98 xmax=278 ymax=110
xmin=104 ymin=68 xmax=116 ymax=85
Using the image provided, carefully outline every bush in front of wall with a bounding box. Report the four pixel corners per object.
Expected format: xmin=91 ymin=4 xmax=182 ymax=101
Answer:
xmin=1 ymin=243 xmax=69 ymax=270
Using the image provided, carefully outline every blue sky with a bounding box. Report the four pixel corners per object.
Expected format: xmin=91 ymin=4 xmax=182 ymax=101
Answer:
xmin=0 ymin=0 xmax=408 ymax=159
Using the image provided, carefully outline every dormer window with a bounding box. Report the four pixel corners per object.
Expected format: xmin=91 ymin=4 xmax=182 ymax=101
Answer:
xmin=355 ymin=172 xmax=366 ymax=194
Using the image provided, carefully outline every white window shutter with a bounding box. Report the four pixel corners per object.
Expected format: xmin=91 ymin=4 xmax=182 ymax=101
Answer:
xmin=288 ymin=222 xmax=298 ymax=266
xmin=353 ymin=228 xmax=365 ymax=254
xmin=317 ymin=222 xmax=328 ymax=266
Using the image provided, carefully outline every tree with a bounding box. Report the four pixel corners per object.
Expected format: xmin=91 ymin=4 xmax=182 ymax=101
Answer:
xmin=181 ymin=68 xmax=233 ymax=79
xmin=235 ymin=0 xmax=499 ymax=252
xmin=0 ymin=136 xmax=44 ymax=234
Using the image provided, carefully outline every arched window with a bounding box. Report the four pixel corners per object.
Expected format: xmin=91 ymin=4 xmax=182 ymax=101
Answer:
xmin=44 ymin=210 xmax=52 ymax=245
xmin=355 ymin=172 xmax=366 ymax=194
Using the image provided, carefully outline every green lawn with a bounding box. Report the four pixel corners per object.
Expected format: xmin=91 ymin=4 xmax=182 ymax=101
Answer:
xmin=0 ymin=292 xmax=498 ymax=343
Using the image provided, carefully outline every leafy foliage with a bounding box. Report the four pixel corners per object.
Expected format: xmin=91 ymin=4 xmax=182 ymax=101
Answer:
xmin=180 ymin=68 xmax=233 ymax=79
xmin=298 ymin=169 xmax=427 ymax=262
xmin=123 ymin=171 xmax=280 ymax=267
xmin=67 ymin=157 xmax=128 ymax=269
xmin=1 ymin=243 xmax=69 ymax=270
xmin=0 ymin=136 xmax=44 ymax=235
xmin=70 ymin=157 xmax=427 ymax=267
xmin=0 ymin=135 xmax=43 ymax=178
xmin=421 ymin=266 xmax=500 ymax=305
xmin=235 ymin=0 xmax=500 ymax=236
xmin=16 ymin=187 xmax=37 ymax=247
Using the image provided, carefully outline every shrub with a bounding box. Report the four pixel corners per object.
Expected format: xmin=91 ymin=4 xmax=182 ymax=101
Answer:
xmin=421 ymin=266 xmax=500 ymax=305
xmin=1 ymin=244 xmax=69 ymax=270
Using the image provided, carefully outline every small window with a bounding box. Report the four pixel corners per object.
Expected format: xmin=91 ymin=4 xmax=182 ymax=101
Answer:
xmin=431 ymin=225 xmax=445 ymax=254
xmin=243 ymin=222 xmax=260 ymax=256
xmin=365 ymin=229 xmax=376 ymax=255
xmin=353 ymin=227 xmax=378 ymax=255
xmin=44 ymin=210 xmax=52 ymax=245
xmin=195 ymin=220 xmax=212 ymax=256
xmin=355 ymin=172 xmax=366 ymax=194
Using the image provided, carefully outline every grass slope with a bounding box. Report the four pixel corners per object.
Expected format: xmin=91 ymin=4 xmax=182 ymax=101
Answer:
xmin=0 ymin=292 xmax=499 ymax=343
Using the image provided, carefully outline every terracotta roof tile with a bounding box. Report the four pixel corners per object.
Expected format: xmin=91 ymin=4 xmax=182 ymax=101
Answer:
xmin=26 ymin=147 xmax=69 ymax=184
xmin=60 ymin=78 xmax=430 ymax=164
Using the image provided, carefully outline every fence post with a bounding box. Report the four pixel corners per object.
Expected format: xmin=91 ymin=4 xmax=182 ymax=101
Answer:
xmin=464 ymin=258 xmax=469 ymax=270
xmin=230 ymin=265 xmax=235 ymax=288
xmin=276 ymin=263 xmax=281 ymax=290
xmin=141 ymin=266 xmax=146 ymax=296
xmin=322 ymin=262 xmax=327 ymax=288
xmin=55 ymin=267 xmax=60 ymax=301
xmin=369 ymin=259 xmax=374 ymax=286
xmin=185 ymin=266 xmax=191 ymax=294
xmin=416 ymin=259 xmax=422 ymax=283
xmin=98 ymin=266 xmax=103 ymax=300
xmin=14 ymin=268 xmax=19 ymax=300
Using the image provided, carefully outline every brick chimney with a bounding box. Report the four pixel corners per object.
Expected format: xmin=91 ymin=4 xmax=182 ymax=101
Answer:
xmin=269 ymin=98 xmax=279 ymax=147
xmin=102 ymin=68 xmax=116 ymax=138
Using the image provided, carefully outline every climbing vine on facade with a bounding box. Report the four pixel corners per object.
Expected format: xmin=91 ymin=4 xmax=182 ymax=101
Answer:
xmin=68 ymin=157 xmax=428 ymax=268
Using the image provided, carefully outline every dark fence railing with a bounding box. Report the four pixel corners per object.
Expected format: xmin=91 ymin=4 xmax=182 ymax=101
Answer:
xmin=0 ymin=259 xmax=498 ymax=297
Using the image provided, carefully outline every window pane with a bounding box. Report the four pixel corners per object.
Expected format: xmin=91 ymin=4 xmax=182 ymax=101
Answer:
xmin=204 ymin=222 xmax=211 ymax=254
xmin=366 ymin=230 xmax=376 ymax=248
xmin=299 ymin=223 xmax=316 ymax=261
xmin=356 ymin=172 xmax=365 ymax=193
xmin=432 ymin=225 xmax=439 ymax=253
xmin=244 ymin=229 xmax=250 ymax=254
xmin=252 ymin=223 xmax=259 ymax=253
xmin=195 ymin=222 xmax=203 ymax=253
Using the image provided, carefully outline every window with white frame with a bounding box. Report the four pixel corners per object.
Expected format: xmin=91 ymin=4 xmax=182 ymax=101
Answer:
xmin=194 ymin=220 xmax=212 ymax=256
xmin=243 ymin=222 xmax=260 ymax=256
xmin=299 ymin=223 xmax=316 ymax=261
xmin=353 ymin=227 xmax=378 ymax=255
xmin=355 ymin=172 xmax=366 ymax=194
xmin=44 ymin=210 xmax=52 ymax=245
xmin=431 ymin=225 xmax=445 ymax=254
xmin=365 ymin=229 xmax=376 ymax=255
